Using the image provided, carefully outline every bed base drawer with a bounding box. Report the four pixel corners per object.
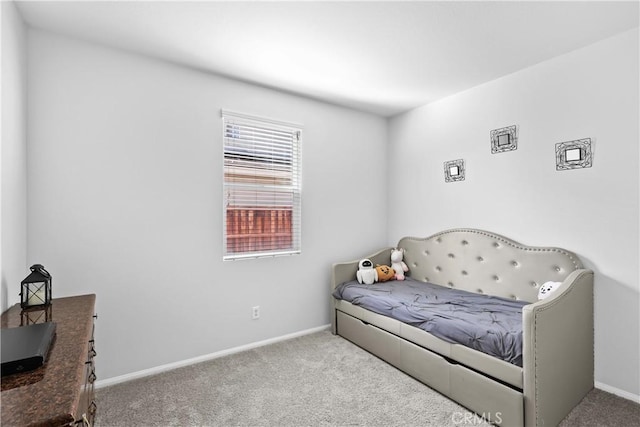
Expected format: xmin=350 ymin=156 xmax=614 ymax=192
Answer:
xmin=337 ymin=310 xmax=451 ymax=395
xmin=398 ymin=338 xmax=451 ymax=395
xmin=336 ymin=310 xmax=401 ymax=366
xmin=450 ymin=364 xmax=523 ymax=427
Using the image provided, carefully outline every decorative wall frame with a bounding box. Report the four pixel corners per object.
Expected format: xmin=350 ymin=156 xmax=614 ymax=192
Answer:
xmin=490 ymin=125 xmax=518 ymax=154
xmin=444 ymin=159 xmax=465 ymax=183
xmin=555 ymin=138 xmax=592 ymax=171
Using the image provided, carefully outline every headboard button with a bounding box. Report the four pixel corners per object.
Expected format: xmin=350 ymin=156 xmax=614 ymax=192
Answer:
xmin=554 ymin=266 xmax=562 ymax=272
xmin=461 ymin=270 xmax=468 ymax=276
xmin=461 ymin=240 xmax=469 ymax=245
xmin=493 ymin=275 xmax=500 ymax=282
xmin=477 ymin=256 xmax=484 ymax=262
xmin=448 ymin=253 xmax=455 ymax=258
xmin=493 ymin=242 xmax=500 ymax=248
xmin=435 ymin=266 xmax=442 ymax=272
xmin=511 ymin=261 xmax=519 ymax=267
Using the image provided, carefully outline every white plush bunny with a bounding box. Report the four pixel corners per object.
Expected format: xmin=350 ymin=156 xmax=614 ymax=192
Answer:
xmin=391 ymin=248 xmax=409 ymax=281
xmin=538 ymin=281 xmax=562 ymax=300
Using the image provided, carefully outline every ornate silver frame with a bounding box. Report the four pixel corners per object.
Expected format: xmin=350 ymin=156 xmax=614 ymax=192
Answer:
xmin=490 ymin=125 xmax=518 ymax=154
xmin=555 ymin=138 xmax=592 ymax=171
xmin=444 ymin=159 xmax=465 ymax=183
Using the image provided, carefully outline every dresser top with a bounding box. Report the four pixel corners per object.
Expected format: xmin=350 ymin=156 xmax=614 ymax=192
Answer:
xmin=1 ymin=294 xmax=96 ymax=427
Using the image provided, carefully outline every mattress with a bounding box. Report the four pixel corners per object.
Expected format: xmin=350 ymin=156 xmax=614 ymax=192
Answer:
xmin=333 ymin=278 xmax=528 ymax=366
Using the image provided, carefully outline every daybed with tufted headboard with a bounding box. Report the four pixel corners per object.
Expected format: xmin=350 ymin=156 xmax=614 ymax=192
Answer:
xmin=331 ymin=229 xmax=593 ymax=427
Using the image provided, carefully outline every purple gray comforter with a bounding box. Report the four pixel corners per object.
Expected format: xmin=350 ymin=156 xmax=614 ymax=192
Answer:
xmin=333 ymin=278 xmax=528 ymax=366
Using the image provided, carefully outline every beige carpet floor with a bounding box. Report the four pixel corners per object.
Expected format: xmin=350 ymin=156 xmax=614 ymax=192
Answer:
xmin=95 ymin=330 xmax=639 ymax=426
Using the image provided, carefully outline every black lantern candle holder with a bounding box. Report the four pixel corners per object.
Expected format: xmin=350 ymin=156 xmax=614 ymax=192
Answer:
xmin=20 ymin=264 xmax=52 ymax=309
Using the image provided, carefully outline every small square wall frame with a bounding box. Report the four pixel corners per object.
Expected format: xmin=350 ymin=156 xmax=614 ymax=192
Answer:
xmin=491 ymin=125 xmax=518 ymax=154
xmin=444 ymin=159 xmax=465 ymax=183
xmin=555 ymin=138 xmax=592 ymax=171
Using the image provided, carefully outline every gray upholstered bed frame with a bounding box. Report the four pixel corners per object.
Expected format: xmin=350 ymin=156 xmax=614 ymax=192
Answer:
xmin=331 ymin=228 xmax=593 ymax=427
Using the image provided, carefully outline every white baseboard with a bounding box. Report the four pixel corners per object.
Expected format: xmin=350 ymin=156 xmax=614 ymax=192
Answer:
xmin=95 ymin=324 xmax=331 ymax=389
xmin=595 ymin=381 xmax=640 ymax=403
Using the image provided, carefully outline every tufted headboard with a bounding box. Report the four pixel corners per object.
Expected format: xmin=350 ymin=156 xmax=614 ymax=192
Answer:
xmin=398 ymin=229 xmax=584 ymax=303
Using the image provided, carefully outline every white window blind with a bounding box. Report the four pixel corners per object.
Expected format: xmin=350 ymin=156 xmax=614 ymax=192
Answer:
xmin=222 ymin=110 xmax=301 ymax=260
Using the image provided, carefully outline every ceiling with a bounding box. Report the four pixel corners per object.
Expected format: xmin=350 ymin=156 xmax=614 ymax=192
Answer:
xmin=15 ymin=1 xmax=639 ymax=117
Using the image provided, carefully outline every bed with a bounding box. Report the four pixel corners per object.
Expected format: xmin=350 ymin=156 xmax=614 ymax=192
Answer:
xmin=331 ymin=228 xmax=593 ymax=426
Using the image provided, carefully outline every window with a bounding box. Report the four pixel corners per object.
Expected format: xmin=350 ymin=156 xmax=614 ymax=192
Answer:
xmin=222 ymin=110 xmax=301 ymax=260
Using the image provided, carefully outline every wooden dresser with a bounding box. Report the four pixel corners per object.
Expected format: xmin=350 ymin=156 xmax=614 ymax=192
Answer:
xmin=1 ymin=294 xmax=97 ymax=427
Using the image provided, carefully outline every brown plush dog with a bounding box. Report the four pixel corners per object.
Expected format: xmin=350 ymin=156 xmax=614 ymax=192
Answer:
xmin=375 ymin=264 xmax=395 ymax=282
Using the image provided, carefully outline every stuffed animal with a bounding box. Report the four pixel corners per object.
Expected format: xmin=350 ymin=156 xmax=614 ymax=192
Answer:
xmin=375 ymin=264 xmax=395 ymax=282
xmin=391 ymin=248 xmax=409 ymax=281
xmin=356 ymin=259 xmax=378 ymax=285
xmin=538 ymin=281 xmax=562 ymax=300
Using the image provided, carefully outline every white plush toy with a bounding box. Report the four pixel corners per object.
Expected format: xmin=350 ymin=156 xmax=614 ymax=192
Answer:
xmin=538 ymin=281 xmax=562 ymax=300
xmin=391 ymin=248 xmax=409 ymax=281
xmin=357 ymin=259 xmax=378 ymax=285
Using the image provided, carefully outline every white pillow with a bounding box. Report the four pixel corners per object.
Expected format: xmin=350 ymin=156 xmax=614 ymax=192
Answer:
xmin=538 ymin=281 xmax=562 ymax=300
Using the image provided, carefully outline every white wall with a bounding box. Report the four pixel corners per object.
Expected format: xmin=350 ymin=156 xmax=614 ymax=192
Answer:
xmin=26 ymin=29 xmax=388 ymax=380
xmin=388 ymin=28 xmax=639 ymax=398
xmin=1 ymin=1 xmax=28 ymax=313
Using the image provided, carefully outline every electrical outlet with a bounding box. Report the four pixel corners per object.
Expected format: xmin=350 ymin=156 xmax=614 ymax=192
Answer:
xmin=252 ymin=306 xmax=260 ymax=320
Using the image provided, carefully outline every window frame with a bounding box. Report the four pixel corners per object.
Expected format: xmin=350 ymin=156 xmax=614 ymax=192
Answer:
xmin=221 ymin=110 xmax=302 ymax=261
